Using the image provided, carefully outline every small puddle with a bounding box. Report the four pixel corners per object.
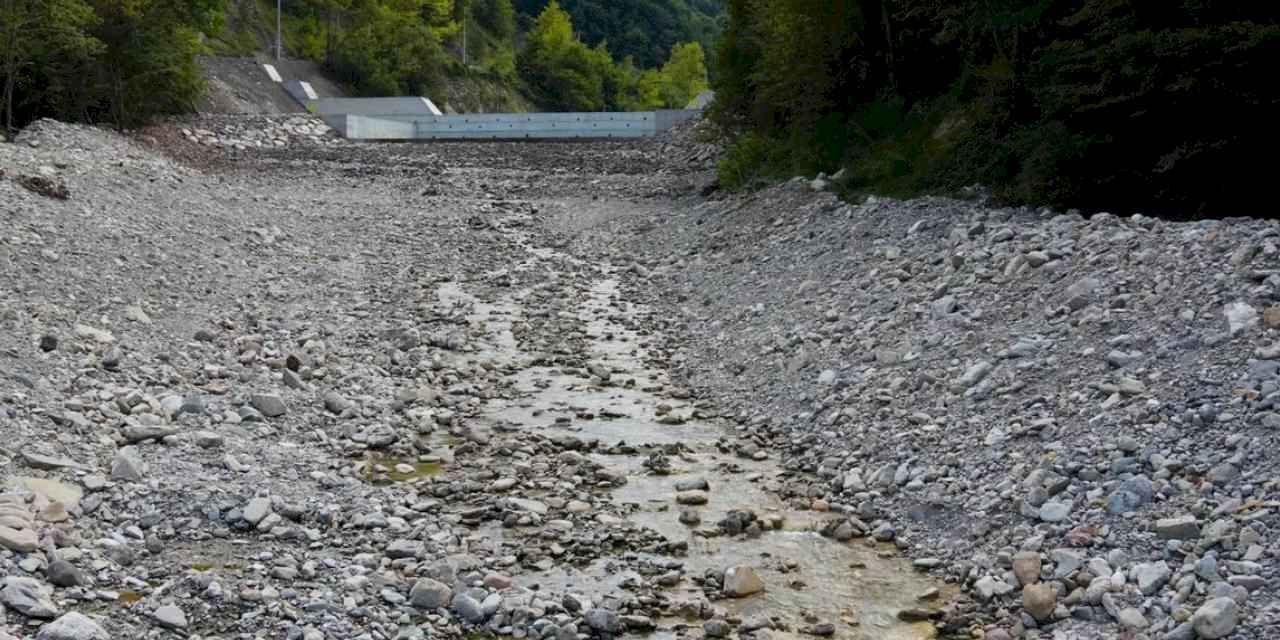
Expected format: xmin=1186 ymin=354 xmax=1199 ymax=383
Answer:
xmin=358 ymin=454 xmax=446 ymax=485
xmin=437 ymin=230 xmax=951 ymax=638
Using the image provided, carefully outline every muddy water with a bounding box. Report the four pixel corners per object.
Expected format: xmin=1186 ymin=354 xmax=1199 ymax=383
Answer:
xmin=436 ymin=233 xmax=950 ymax=639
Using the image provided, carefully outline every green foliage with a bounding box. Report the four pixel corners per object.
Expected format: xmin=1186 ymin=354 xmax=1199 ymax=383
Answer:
xmin=713 ymin=1 xmax=1280 ymax=215
xmin=1 ymin=0 xmax=212 ymax=132
xmin=717 ymin=132 xmax=785 ymax=190
xmin=658 ymin=41 xmax=708 ymax=108
xmin=513 ymin=0 xmax=724 ymax=69
xmin=519 ymin=2 xmax=709 ymax=112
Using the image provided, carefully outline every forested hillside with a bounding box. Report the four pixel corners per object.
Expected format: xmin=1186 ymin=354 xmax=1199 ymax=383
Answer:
xmin=513 ymin=0 xmax=723 ymax=70
xmin=713 ymin=1 xmax=1279 ymax=215
xmin=1 ymin=0 xmax=719 ymax=134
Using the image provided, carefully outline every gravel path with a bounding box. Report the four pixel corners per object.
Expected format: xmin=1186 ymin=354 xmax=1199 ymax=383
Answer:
xmin=1 ymin=116 xmax=1276 ymax=640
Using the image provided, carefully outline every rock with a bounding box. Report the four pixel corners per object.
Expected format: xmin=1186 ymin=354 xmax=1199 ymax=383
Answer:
xmin=35 ymin=612 xmax=110 ymax=640
xmin=1191 ymin=597 xmax=1238 ymax=639
xmin=47 ymin=559 xmax=84 ymax=587
xmin=1155 ymin=515 xmax=1200 ymax=540
xmin=323 ymin=391 xmax=353 ymax=413
xmin=1224 ymin=302 xmax=1258 ymax=335
xmin=1264 ymin=306 xmax=1280 ymax=329
xmin=1022 ymin=583 xmax=1056 ymax=622
xmin=975 ymin=575 xmax=1015 ymax=601
xmin=451 ymin=593 xmax=486 ymax=623
xmin=385 ymin=539 xmax=420 ymax=559
xmin=250 ymin=394 xmax=287 ymax=417
xmin=243 ymin=497 xmax=272 ymax=525
xmin=1012 ymin=551 xmax=1042 ymax=585
xmin=153 ymin=604 xmax=188 ymax=629
xmin=282 ymin=369 xmax=309 ymax=390
xmin=110 ymin=446 xmax=146 ymax=482
xmin=74 ymin=324 xmax=114 ymax=344
xmin=409 ymin=578 xmax=452 ymax=609
xmin=0 ymin=524 xmax=37 ymax=552
xmin=723 ymin=566 xmax=765 ymax=597
xmin=1117 ymin=607 xmax=1149 ymax=630
xmin=1063 ymin=277 xmax=1101 ymax=310
xmin=704 ymin=620 xmax=731 ymax=638
xmin=194 ymin=431 xmax=224 ymax=449
xmin=956 ymin=360 xmax=994 ymax=390
xmin=1133 ymin=562 xmax=1171 ymax=596
xmin=675 ymin=478 xmax=709 ymax=491
xmin=679 ymin=509 xmax=701 ymax=525
xmin=676 ymin=490 xmax=709 ymax=505
xmin=21 ymin=451 xmax=80 ymax=470
xmin=1039 ymin=501 xmax=1071 ymax=522
xmin=1 ymin=576 xmax=59 ymax=618
xmin=39 ymin=334 xmax=58 ymax=352
xmin=585 ymin=608 xmax=621 ymax=633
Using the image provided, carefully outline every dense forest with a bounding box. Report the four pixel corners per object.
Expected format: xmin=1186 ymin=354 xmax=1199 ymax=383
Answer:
xmin=0 ymin=0 xmax=715 ymax=133
xmin=712 ymin=1 xmax=1280 ymax=215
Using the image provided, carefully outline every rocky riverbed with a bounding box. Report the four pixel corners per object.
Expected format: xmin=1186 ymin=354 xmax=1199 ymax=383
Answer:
xmin=1 ymin=115 xmax=1277 ymax=640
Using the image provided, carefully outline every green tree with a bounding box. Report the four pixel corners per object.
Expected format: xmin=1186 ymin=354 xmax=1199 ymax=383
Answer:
xmin=657 ymin=41 xmax=707 ymax=108
xmin=517 ymin=0 xmax=609 ymax=110
xmin=0 ymin=0 xmax=101 ymax=134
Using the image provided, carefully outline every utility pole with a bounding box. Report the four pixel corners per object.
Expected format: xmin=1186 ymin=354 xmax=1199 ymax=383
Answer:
xmin=461 ymin=9 xmax=467 ymax=66
xmin=276 ymin=0 xmax=283 ymax=60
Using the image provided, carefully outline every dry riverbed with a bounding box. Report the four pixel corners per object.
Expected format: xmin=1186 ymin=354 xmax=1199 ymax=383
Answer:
xmin=2 ymin=115 xmax=1277 ymax=640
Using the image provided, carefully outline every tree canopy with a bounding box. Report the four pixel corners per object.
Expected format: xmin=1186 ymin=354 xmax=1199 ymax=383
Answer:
xmin=712 ymin=1 xmax=1280 ymax=215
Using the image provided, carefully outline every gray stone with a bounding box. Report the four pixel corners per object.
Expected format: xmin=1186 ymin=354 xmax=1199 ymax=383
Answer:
xmin=282 ymin=369 xmax=309 ymax=390
xmin=974 ymin=575 xmax=1014 ymax=600
xmin=1039 ymin=501 xmax=1071 ymax=522
xmin=47 ymin=560 xmax=85 ymax=587
xmin=1191 ymin=597 xmax=1238 ymax=639
xmin=243 ymin=497 xmax=272 ymax=525
xmin=110 ymin=446 xmax=146 ymax=482
xmin=409 ymin=578 xmax=452 ymax=609
xmin=35 ymin=612 xmax=110 ymax=640
xmin=1 ymin=576 xmax=59 ymax=618
xmin=676 ymin=490 xmax=709 ymax=505
xmin=1224 ymin=302 xmax=1258 ymax=335
xmin=0 ymin=524 xmax=37 ymax=552
xmin=956 ymin=361 xmax=994 ymax=389
xmin=1155 ymin=515 xmax=1200 ymax=540
xmin=386 ymin=539 xmax=420 ymax=559
xmin=675 ymin=478 xmax=709 ymax=492
xmin=194 ymin=431 xmax=224 ymax=449
xmin=703 ymin=620 xmax=731 ymax=638
xmin=451 ymin=593 xmax=486 ymax=623
xmin=153 ymin=604 xmax=188 ymax=629
xmin=1133 ymin=562 xmax=1171 ymax=596
xmin=251 ymin=394 xmax=287 ymax=417
xmin=323 ymin=391 xmax=353 ymax=414
xmin=1116 ymin=607 xmax=1149 ymax=630
xmin=585 ymin=608 xmax=621 ymax=633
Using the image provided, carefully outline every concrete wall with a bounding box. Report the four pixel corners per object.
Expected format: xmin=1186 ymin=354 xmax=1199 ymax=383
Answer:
xmin=314 ymin=97 xmax=442 ymax=117
xmin=283 ymin=80 xmax=318 ymax=106
xmin=339 ymin=115 xmax=417 ymax=140
xmin=334 ymin=110 xmax=700 ymax=141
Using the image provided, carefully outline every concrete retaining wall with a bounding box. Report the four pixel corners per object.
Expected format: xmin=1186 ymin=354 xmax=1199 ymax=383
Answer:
xmin=334 ymin=109 xmax=699 ymax=141
xmin=314 ymin=97 xmax=442 ymax=117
